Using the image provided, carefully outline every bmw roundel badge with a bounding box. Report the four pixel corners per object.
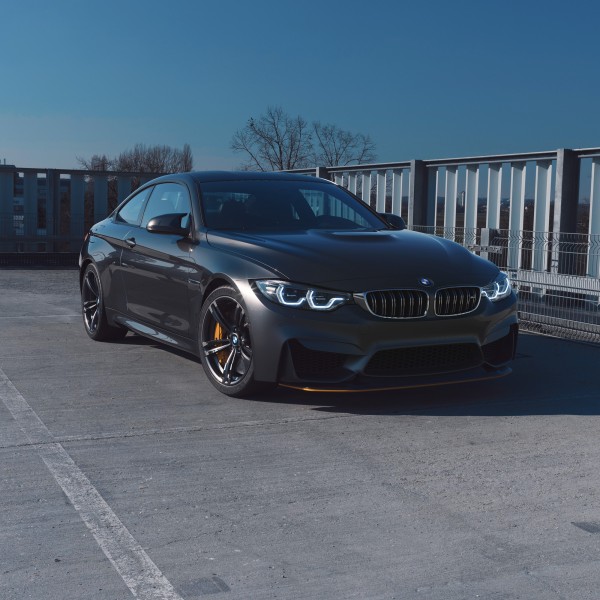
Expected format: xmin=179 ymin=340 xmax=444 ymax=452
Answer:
xmin=419 ymin=277 xmax=433 ymax=287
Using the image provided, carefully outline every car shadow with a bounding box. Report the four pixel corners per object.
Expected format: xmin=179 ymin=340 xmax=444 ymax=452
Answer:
xmin=116 ymin=332 xmax=600 ymax=418
xmin=268 ymin=379 xmax=600 ymax=418
xmin=260 ymin=334 xmax=600 ymax=417
xmin=112 ymin=332 xmax=203 ymax=363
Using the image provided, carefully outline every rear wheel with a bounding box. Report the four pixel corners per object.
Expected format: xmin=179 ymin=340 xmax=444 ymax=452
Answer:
xmin=199 ymin=286 xmax=273 ymax=397
xmin=81 ymin=263 xmax=127 ymax=341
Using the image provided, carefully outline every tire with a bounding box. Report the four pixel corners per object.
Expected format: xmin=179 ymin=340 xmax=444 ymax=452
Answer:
xmin=81 ymin=263 xmax=128 ymax=342
xmin=199 ymin=286 xmax=274 ymax=397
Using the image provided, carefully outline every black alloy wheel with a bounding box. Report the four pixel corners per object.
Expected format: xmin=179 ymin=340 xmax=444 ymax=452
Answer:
xmin=81 ymin=263 xmax=127 ymax=341
xmin=199 ymin=286 xmax=272 ymax=397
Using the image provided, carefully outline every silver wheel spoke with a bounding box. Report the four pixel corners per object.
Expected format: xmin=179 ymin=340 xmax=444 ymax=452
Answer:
xmin=221 ymin=348 xmax=238 ymax=384
xmin=85 ymin=274 xmax=98 ymax=297
xmin=240 ymin=343 xmax=252 ymax=361
xmin=83 ymin=299 xmax=98 ymax=312
xmin=233 ymin=304 xmax=244 ymax=328
xmin=209 ymin=302 xmax=232 ymax=334
xmin=203 ymin=341 xmax=231 ymax=356
xmin=82 ymin=272 xmax=101 ymax=333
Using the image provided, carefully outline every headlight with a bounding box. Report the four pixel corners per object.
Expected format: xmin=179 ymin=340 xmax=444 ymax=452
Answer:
xmin=255 ymin=280 xmax=351 ymax=311
xmin=481 ymin=271 xmax=512 ymax=302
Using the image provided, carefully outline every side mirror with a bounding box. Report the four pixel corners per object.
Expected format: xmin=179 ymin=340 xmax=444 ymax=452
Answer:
xmin=379 ymin=213 xmax=406 ymax=230
xmin=146 ymin=213 xmax=190 ymax=236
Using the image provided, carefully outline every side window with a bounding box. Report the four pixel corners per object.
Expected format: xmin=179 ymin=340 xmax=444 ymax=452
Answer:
xmin=115 ymin=187 xmax=152 ymax=225
xmin=141 ymin=183 xmax=191 ymax=228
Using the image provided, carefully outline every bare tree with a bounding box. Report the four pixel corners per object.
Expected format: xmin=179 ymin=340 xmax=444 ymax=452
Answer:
xmin=231 ymin=107 xmax=377 ymax=170
xmin=312 ymin=122 xmax=377 ymax=166
xmin=77 ymin=143 xmax=193 ymax=173
xmin=76 ymin=144 xmax=193 ymax=223
xmin=231 ymin=106 xmax=313 ymax=171
xmin=76 ymin=153 xmax=113 ymax=171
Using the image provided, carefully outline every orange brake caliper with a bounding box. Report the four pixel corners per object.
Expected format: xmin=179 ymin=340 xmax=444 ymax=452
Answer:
xmin=214 ymin=323 xmax=228 ymax=366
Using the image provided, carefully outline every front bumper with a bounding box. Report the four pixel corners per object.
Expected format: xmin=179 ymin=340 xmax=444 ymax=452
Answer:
xmin=238 ymin=280 xmax=518 ymax=387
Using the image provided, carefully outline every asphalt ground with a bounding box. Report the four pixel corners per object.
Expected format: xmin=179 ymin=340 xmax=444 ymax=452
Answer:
xmin=1 ymin=268 xmax=600 ymax=600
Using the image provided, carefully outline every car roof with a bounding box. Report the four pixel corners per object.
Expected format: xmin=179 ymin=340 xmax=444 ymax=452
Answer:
xmin=189 ymin=171 xmax=329 ymax=184
xmin=146 ymin=171 xmax=332 ymax=186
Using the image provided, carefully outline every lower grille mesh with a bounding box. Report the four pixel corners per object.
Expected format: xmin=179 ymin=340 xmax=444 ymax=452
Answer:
xmin=365 ymin=343 xmax=482 ymax=376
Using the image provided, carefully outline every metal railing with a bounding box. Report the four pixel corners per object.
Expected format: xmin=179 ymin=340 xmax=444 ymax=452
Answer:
xmin=310 ymin=148 xmax=600 ymax=344
xmin=2 ymin=148 xmax=600 ymax=342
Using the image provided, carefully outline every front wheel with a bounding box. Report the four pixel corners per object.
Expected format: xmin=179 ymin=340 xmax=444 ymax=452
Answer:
xmin=199 ymin=286 xmax=273 ymax=397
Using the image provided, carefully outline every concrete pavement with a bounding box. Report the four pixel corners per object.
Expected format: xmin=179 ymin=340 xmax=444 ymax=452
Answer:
xmin=1 ymin=268 xmax=600 ymax=600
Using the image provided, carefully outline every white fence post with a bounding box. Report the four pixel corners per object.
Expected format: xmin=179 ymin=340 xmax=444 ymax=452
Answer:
xmin=376 ymin=171 xmax=386 ymax=212
xmin=508 ymin=162 xmax=526 ymax=270
xmin=361 ymin=171 xmax=372 ymax=206
xmin=391 ymin=170 xmax=403 ymax=217
xmin=532 ymin=160 xmax=553 ymax=272
xmin=464 ymin=165 xmax=479 ymax=246
xmin=486 ymin=163 xmax=502 ymax=229
xmin=348 ymin=172 xmax=358 ymax=195
xmin=444 ymin=166 xmax=458 ymax=239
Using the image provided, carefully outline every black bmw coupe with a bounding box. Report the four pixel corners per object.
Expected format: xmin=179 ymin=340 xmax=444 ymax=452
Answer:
xmin=80 ymin=171 xmax=518 ymax=397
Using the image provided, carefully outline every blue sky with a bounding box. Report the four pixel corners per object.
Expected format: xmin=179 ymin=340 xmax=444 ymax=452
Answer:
xmin=1 ymin=0 xmax=599 ymax=170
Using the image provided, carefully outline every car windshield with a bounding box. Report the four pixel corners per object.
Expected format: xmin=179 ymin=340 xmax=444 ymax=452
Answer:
xmin=199 ymin=179 xmax=387 ymax=232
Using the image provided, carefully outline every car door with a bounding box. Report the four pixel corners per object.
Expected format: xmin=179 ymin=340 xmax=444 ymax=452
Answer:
xmin=120 ymin=182 xmax=196 ymax=337
xmin=96 ymin=186 xmax=154 ymax=315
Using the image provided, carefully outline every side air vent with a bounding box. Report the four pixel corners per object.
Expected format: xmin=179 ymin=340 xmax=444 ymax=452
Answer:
xmin=288 ymin=341 xmax=348 ymax=379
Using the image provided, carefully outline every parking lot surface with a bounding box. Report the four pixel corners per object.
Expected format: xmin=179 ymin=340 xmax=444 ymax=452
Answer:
xmin=1 ymin=268 xmax=600 ymax=600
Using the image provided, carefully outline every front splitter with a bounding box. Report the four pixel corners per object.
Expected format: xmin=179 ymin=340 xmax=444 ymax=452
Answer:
xmin=278 ymin=366 xmax=512 ymax=393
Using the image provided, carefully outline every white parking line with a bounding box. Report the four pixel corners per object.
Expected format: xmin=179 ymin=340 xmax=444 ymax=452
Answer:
xmin=0 ymin=314 xmax=79 ymax=319
xmin=0 ymin=367 xmax=185 ymax=600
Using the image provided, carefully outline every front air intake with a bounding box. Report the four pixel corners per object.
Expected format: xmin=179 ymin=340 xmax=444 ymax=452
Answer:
xmin=365 ymin=343 xmax=483 ymax=376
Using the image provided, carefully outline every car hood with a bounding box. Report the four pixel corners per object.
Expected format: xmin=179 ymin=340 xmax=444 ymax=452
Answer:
xmin=206 ymin=229 xmax=498 ymax=291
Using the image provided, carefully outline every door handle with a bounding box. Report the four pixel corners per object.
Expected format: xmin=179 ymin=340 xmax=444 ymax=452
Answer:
xmin=125 ymin=237 xmax=136 ymax=248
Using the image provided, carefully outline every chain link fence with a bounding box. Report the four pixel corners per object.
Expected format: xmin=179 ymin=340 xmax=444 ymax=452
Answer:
xmin=415 ymin=226 xmax=600 ymax=343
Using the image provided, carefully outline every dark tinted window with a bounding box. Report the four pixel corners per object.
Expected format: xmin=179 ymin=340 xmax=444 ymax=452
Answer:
xmin=141 ymin=183 xmax=191 ymax=229
xmin=200 ymin=179 xmax=385 ymax=231
xmin=115 ymin=187 xmax=152 ymax=225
